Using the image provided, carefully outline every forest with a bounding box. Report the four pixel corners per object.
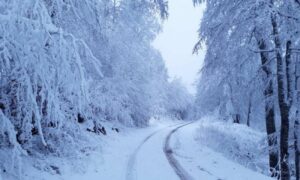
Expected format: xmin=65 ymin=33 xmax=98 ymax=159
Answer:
xmin=0 ymin=0 xmax=299 ymax=180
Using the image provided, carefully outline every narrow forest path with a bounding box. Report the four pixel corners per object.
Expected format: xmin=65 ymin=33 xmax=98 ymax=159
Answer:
xmin=61 ymin=119 xmax=274 ymax=180
xmin=125 ymin=125 xmax=173 ymax=180
xmin=123 ymin=120 xmax=273 ymax=180
xmin=125 ymin=123 xmax=187 ymax=180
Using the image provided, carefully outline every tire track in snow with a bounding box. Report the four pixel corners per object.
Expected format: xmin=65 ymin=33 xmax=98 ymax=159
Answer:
xmin=164 ymin=122 xmax=195 ymax=180
xmin=126 ymin=124 xmax=180 ymax=180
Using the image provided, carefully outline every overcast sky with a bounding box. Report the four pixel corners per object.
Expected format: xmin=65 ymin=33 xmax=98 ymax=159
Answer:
xmin=153 ymin=0 xmax=206 ymax=94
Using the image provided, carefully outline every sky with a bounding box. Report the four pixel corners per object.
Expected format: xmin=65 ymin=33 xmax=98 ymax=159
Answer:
xmin=153 ymin=0 xmax=206 ymax=95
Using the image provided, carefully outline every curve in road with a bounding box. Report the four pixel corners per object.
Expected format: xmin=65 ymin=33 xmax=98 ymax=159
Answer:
xmin=126 ymin=124 xmax=179 ymax=180
xmin=164 ymin=122 xmax=195 ymax=180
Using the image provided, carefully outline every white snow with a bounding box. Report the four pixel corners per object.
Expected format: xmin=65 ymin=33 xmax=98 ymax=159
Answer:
xmin=169 ymin=120 xmax=273 ymax=180
xmin=195 ymin=117 xmax=269 ymax=173
xmin=16 ymin=117 xmax=274 ymax=180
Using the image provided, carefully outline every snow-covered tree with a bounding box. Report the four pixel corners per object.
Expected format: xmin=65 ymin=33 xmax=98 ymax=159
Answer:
xmin=164 ymin=79 xmax=193 ymax=120
xmin=0 ymin=0 xmax=184 ymax=178
xmin=193 ymin=0 xmax=300 ymax=179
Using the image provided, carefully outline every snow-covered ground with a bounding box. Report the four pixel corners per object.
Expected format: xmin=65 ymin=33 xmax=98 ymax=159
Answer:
xmin=11 ymin=117 xmax=274 ymax=180
xmin=169 ymin=120 xmax=273 ymax=180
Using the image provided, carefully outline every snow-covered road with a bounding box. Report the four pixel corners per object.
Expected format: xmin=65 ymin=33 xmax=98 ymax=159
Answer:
xmin=54 ymin=119 xmax=274 ymax=180
xmin=122 ymin=120 xmax=273 ymax=180
xmin=126 ymin=123 xmax=185 ymax=180
xmin=164 ymin=123 xmax=195 ymax=180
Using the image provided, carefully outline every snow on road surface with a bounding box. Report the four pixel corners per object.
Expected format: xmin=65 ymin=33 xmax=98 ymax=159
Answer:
xmin=164 ymin=123 xmax=195 ymax=180
xmin=126 ymin=123 xmax=183 ymax=180
xmin=24 ymin=118 xmax=274 ymax=180
xmin=63 ymin=118 xmax=184 ymax=180
xmin=99 ymin=119 xmax=272 ymax=180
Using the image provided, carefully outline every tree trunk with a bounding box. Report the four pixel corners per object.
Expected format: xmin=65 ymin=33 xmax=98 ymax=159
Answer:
xmin=247 ymin=92 xmax=253 ymax=127
xmin=293 ymin=64 xmax=299 ymax=180
xmin=295 ymin=117 xmax=300 ymax=180
xmin=271 ymin=14 xmax=290 ymax=180
xmin=286 ymin=40 xmax=298 ymax=180
xmin=256 ymin=36 xmax=279 ymax=177
xmin=233 ymin=114 xmax=240 ymax=124
xmin=246 ymin=100 xmax=251 ymax=127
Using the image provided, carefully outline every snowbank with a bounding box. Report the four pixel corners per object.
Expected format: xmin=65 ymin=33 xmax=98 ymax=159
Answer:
xmin=195 ymin=116 xmax=269 ymax=175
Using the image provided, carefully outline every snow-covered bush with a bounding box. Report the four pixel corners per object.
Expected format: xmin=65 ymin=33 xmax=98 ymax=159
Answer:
xmin=0 ymin=110 xmax=24 ymax=180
